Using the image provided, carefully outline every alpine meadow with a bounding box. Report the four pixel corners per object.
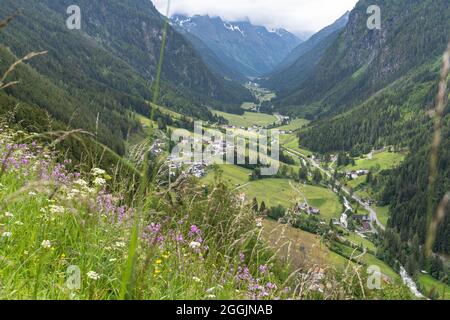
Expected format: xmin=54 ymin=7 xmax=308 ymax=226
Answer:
xmin=0 ymin=0 xmax=449 ymax=306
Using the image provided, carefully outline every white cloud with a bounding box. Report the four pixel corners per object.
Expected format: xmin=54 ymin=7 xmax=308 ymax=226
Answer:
xmin=153 ymin=0 xmax=358 ymax=36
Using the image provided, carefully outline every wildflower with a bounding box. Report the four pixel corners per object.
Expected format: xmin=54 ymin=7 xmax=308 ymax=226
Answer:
xmin=259 ymin=265 xmax=268 ymax=274
xmin=155 ymin=259 xmax=163 ymax=265
xmin=162 ymin=252 xmax=170 ymax=259
xmin=93 ymin=177 xmax=106 ymax=187
xmin=28 ymin=191 xmax=37 ymax=196
xmin=206 ymin=294 xmax=216 ymax=299
xmin=148 ymin=223 xmax=161 ymax=234
xmin=87 ymin=271 xmax=100 ymax=280
xmin=2 ymin=232 xmax=12 ymax=238
xmin=154 ymin=268 xmax=161 ymax=275
xmin=15 ymin=221 xmax=24 ymax=226
xmin=256 ymin=218 xmax=263 ymax=228
xmin=4 ymin=212 xmax=13 ymax=218
xmin=115 ymin=241 xmax=126 ymax=248
xmin=41 ymin=240 xmax=52 ymax=249
xmin=74 ymin=179 xmax=88 ymax=188
xmin=91 ymin=168 xmax=106 ymax=176
xmin=189 ymin=241 xmax=201 ymax=249
xmin=49 ymin=205 xmax=65 ymax=214
xmin=192 ymin=276 xmax=201 ymax=282
xmin=109 ymin=258 xmax=117 ymax=262
xmin=189 ymin=225 xmax=202 ymax=236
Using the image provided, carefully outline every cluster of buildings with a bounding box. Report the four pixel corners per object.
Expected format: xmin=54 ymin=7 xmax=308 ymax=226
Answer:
xmin=294 ymin=202 xmax=321 ymax=216
xmin=345 ymin=169 xmax=370 ymax=180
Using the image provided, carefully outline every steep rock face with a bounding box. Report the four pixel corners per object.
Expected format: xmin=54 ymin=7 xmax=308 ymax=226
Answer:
xmin=273 ymin=0 xmax=450 ymax=118
xmin=171 ymin=14 xmax=302 ymax=77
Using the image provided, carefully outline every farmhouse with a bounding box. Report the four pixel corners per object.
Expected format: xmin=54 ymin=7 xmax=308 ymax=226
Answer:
xmin=294 ymin=202 xmax=321 ymax=215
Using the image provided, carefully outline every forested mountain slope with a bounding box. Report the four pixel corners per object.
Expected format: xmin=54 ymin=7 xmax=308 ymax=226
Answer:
xmin=273 ymin=0 xmax=450 ymax=119
xmin=287 ymin=0 xmax=450 ymax=278
xmin=262 ymin=12 xmax=349 ymax=96
xmin=0 ymin=0 xmax=252 ymax=155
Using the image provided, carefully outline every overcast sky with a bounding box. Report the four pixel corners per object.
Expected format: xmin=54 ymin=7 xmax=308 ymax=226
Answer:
xmin=153 ymin=0 xmax=358 ymax=37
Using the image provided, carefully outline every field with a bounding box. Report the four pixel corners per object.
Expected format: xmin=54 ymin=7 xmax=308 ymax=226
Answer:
xmin=263 ymin=220 xmax=349 ymax=270
xmin=280 ymin=133 xmax=313 ymax=157
xmin=375 ymin=206 xmax=390 ymax=227
xmin=202 ymin=164 xmax=251 ymax=187
xmin=276 ymin=118 xmax=310 ymax=131
xmin=294 ymin=184 xmax=342 ymax=221
xmin=213 ymin=110 xmax=278 ymax=128
xmin=240 ymin=179 xmax=298 ymax=208
xmin=342 ymin=151 xmax=406 ymax=172
xmin=340 ymin=231 xmax=377 ymax=252
xmin=335 ymin=243 xmax=400 ymax=282
xmin=241 ymin=102 xmax=257 ymax=110
xmin=243 ymin=179 xmax=341 ymax=220
xmin=417 ymin=274 xmax=450 ymax=300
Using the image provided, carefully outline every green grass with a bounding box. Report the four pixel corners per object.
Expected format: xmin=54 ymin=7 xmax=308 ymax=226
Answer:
xmin=375 ymin=206 xmax=390 ymax=226
xmin=213 ymin=110 xmax=278 ymax=128
xmin=0 ymin=128 xmax=298 ymax=300
xmin=202 ymin=165 xmax=252 ymax=187
xmin=342 ymin=151 xmax=406 ymax=172
xmin=296 ymin=184 xmax=342 ymax=221
xmin=263 ymin=219 xmax=350 ymax=270
xmin=417 ymin=274 xmax=450 ymax=300
xmin=335 ymin=243 xmax=400 ymax=282
xmin=241 ymin=102 xmax=257 ymax=110
xmin=280 ymin=134 xmax=313 ymax=157
xmin=276 ymin=118 xmax=310 ymax=131
xmin=240 ymin=179 xmax=298 ymax=208
xmin=224 ymin=177 xmax=342 ymax=219
xmin=341 ymin=232 xmax=377 ymax=252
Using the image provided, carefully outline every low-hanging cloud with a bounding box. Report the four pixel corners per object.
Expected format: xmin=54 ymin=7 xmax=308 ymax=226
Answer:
xmin=153 ymin=0 xmax=358 ymax=36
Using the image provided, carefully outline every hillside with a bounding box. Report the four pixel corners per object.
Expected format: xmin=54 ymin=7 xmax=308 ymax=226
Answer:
xmin=0 ymin=0 xmax=253 ymax=156
xmin=282 ymin=0 xmax=450 ymax=286
xmin=273 ymin=0 xmax=450 ymax=119
xmin=262 ymin=12 xmax=349 ymax=96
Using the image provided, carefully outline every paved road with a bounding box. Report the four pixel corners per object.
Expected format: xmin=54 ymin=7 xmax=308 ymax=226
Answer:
xmin=284 ymin=147 xmax=385 ymax=231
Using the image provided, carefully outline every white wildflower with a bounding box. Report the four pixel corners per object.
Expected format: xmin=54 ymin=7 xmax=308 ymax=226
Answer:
xmin=87 ymin=271 xmax=100 ymax=280
xmin=115 ymin=241 xmax=126 ymax=248
xmin=49 ymin=205 xmax=65 ymax=214
xmin=28 ymin=191 xmax=37 ymax=196
xmin=192 ymin=276 xmax=201 ymax=283
xmin=91 ymin=168 xmax=106 ymax=176
xmin=189 ymin=241 xmax=201 ymax=249
xmin=2 ymin=232 xmax=12 ymax=238
xmin=74 ymin=179 xmax=88 ymax=188
xmin=4 ymin=212 xmax=14 ymax=218
xmin=93 ymin=177 xmax=106 ymax=187
xmin=41 ymin=240 xmax=52 ymax=249
xmin=15 ymin=221 xmax=24 ymax=226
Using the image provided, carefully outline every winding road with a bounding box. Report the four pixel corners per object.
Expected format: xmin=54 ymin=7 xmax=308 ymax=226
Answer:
xmin=283 ymin=147 xmax=385 ymax=231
